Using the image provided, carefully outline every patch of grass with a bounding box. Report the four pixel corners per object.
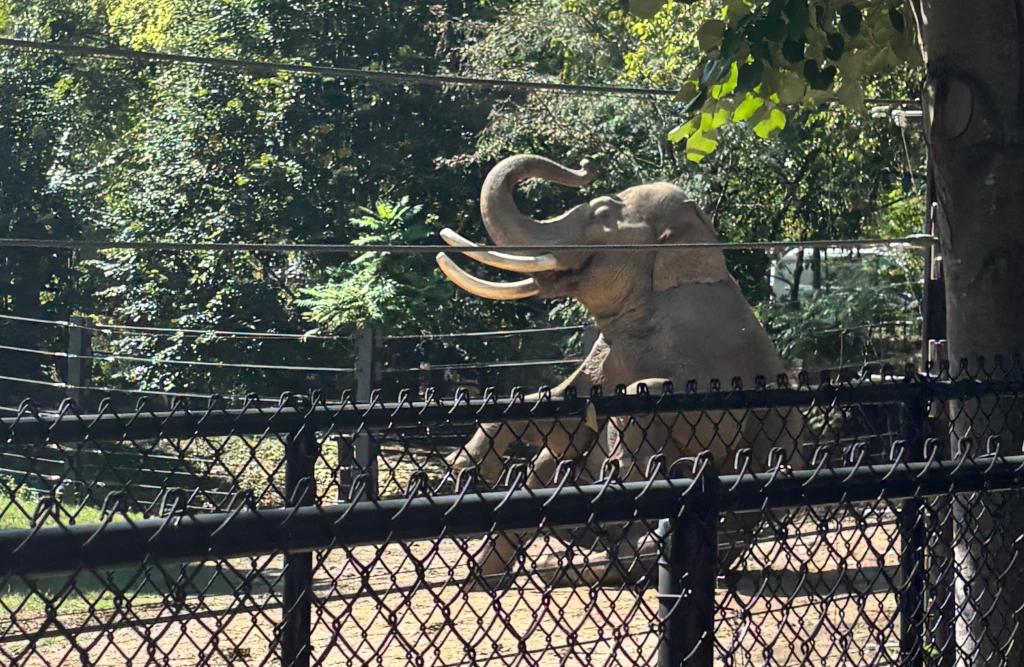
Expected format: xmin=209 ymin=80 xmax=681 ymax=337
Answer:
xmin=0 ymin=482 xmax=263 ymax=621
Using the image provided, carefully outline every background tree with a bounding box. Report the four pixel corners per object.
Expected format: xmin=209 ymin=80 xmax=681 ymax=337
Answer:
xmin=0 ymin=0 xmax=145 ymax=406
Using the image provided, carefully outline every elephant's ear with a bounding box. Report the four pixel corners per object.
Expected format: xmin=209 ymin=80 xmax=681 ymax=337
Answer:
xmin=652 ymin=201 xmax=731 ymax=291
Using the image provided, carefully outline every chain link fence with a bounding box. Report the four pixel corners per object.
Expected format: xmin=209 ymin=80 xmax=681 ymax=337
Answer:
xmin=0 ymin=361 xmax=1022 ymax=666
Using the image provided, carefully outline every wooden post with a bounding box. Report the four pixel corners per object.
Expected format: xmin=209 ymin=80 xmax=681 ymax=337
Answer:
xmin=67 ymin=315 xmax=92 ymax=409
xmin=351 ymin=327 xmax=379 ymax=501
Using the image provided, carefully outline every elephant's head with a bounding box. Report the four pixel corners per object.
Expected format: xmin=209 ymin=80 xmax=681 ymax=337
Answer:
xmin=436 ymin=154 xmax=731 ymax=319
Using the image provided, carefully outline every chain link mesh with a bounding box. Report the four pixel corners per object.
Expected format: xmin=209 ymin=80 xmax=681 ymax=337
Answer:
xmin=0 ymin=362 xmax=1022 ymax=666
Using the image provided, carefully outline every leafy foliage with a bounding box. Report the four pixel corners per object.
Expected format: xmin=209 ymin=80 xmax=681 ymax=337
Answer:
xmin=626 ymin=0 xmax=921 ymax=162
xmin=297 ymin=198 xmax=448 ymax=334
xmin=757 ymin=250 xmax=922 ymax=372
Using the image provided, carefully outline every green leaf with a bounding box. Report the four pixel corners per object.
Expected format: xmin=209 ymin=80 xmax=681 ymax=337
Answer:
xmin=736 ymin=60 xmax=764 ymax=93
xmin=668 ymin=117 xmax=700 ymax=143
xmin=685 ymin=129 xmax=719 ymax=162
xmin=725 ymin=0 xmax=752 ymax=23
xmin=782 ymin=38 xmax=805 ymax=63
xmin=674 ymin=80 xmax=701 ymax=105
xmin=700 ymin=107 xmax=731 ymax=131
xmin=628 ymin=0 xmax=668 ymax=20
xmin=836 ymin=79 xmax=866 ymax=114
xmin=760 ymin=64 xmax=781 ymax=96
xmin=732 ymin=94 xmax=765 ymax=122
xmin=753 ymin=107 xmax=787 ymax=139
xmin=888 ymin=8 xmax=906 ymax=33
xmin=784 ymin=0 xmax=809 ymax=39
xmin=803 ymin=59 xmax=836 ymax=90
xmin=777 ymin=70 xmax=806 ymax=105
xmin=697 ymin=20 xmax=727 ymax=51
xmin=824 ymin=32 xmax=845 ymax=61
xmin=681 ymin=88 xmax=708 ymax=115
xmin=839 ymin=4 xmax=862 ymax=36
xmin=756 ymin=12 xmax=788 ymax=41
xmin=711 ymin=62 xmax=740 ymax=98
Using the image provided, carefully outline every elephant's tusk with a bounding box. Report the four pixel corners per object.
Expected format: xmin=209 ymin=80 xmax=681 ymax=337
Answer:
xmin=436 ymin=253 xmax=539 ymax=300
xmin=439 ymin=228 xmax=560 ymax=273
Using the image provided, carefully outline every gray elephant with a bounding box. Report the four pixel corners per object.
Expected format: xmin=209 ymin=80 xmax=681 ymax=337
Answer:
xmin=436 ymin=154 xmax=804 ymax=587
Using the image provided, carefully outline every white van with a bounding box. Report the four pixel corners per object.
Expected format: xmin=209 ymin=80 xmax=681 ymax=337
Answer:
xmin=768 ymin=246 xmax=907 ymax=301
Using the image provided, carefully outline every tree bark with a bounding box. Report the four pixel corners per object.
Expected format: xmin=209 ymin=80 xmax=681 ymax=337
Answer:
xmin=913 ymin=1 xmax=1024 ymax=664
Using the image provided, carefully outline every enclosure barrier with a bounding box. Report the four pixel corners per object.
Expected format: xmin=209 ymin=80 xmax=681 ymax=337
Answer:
xmin=1 ymin=365 xmax=1023 ymax=666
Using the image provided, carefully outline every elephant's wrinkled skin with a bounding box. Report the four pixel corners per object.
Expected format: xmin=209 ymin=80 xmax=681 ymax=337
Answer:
xmin=436 ymin=155 xmax=804 ymax=587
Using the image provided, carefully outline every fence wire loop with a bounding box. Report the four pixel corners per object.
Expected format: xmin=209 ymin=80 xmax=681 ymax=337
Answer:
xmin=542 ymin=461 xmax=578 ymax=509
xmin=842 ymin=442 xmax=868 ymax=482
xmin=729 ymin=447 xmax=755 ymax=491
xmin=918 ymin=437 xmax=943 ymax=477
xmin=763 ymin=447 xmax=793 ymax=488
xmin=444 ymin=469 xmax=479 ymax=517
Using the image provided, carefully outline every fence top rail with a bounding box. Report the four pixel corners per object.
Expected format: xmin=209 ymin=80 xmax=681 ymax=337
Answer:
xmin=3 ymin=453 xmax=1022 ymax=579
xmin=0 ymin=379 xmax=911 ymax=442
xmin=1 ymin=376 xmax=1021 ymax=443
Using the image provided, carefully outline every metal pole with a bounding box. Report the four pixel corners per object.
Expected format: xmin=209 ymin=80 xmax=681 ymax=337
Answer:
xmin=659 ymin=473 xmax=718 ymax=667
xmin=349 ymin=327 xmax=378 ymax=501
xmin=281 ymin=422 xmax=317 ymax=667
xmin=898 ymin=395 xmax=928 ymax=667
xmin=921 ymin=160 xmax=945 ymax=372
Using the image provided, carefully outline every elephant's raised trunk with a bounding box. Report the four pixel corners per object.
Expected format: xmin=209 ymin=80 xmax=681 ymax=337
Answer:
xmin=435 ymin=154 xmax=596 ymax=300
xmin=480 ymin=154 xmax=595 ymax=248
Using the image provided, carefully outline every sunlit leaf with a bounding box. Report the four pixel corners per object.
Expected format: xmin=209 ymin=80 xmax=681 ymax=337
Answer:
xmin=685 ymin=129 xmax=719 ymax=162
xmin=711 ymin=62 xmax=739 ymax=98
xmin=668 ymin=117 xmax=700 ymax=143
xmin=753 ymin=107 xmax=787 ymax=139
xmin=732 ymin=94 xmax=765 ymax=122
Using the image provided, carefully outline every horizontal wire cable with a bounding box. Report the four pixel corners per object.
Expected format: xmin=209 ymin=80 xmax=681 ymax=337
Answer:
xmin=382 ymin=325 xmax=586 ymax=341
xmin=0 ymin=372 xmax=272 ymax=403
xmin=0 ymin=343 xmax=355 ymax=373
xmin=0 ymin=235 xmax=937 ymax=254
xmin=383 ymin=358 xmax=583 ymax=372
xmin=82 ymin=320 xmax=346 ymax=342
xmin=804 ymin=320 xmax=921 ymax=337
xmin=0 ymin=38 xmax=921 ymax=107
xmin=0 ymin=313 xmax=583 ymax=342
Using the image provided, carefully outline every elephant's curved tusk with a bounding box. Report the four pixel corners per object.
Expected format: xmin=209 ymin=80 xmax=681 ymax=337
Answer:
xmin=436 ymin=253 xmax=539 ymax=300
xmin=439 ymin=228 xmax=560 ymax=273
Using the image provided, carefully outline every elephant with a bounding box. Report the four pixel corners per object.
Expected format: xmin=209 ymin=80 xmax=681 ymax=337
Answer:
xmin=434 ymin=154 xmax=805 ymax=588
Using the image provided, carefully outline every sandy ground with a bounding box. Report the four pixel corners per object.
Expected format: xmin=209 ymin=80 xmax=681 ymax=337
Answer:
xmin=3 ymin=505 xmax=908 ymax=667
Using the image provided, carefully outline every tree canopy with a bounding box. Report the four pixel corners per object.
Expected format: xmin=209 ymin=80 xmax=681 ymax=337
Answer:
xmin=0 ymin=0 xmax=925 ymax=405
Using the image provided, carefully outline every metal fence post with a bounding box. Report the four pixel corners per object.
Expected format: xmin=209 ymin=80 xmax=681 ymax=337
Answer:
xmin=659 ymin=471 xmax=718 ymax=667
xmin=348 ymin=327 xmax=379 ymax=501
xmin=281 ymin=420 xmax=317 ymax=667
xmin=67 ymin=315 xmax=92 ymax=408
xmin=899 ymin=391 xmax=929 ymax=667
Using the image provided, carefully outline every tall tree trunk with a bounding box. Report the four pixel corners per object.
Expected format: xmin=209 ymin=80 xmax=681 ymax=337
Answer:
xmin=914 ymin=1 xmax=1024 ymax=664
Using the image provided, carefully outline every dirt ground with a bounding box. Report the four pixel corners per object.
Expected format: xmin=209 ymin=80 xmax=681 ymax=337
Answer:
xmin=4 ymin=505 xmax=906 ymax=667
